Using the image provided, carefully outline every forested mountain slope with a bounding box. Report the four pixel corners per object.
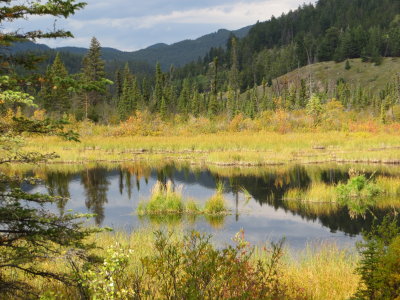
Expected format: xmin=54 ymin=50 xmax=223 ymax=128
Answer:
xmin=10 ymin=26 xmax=251 ymax=70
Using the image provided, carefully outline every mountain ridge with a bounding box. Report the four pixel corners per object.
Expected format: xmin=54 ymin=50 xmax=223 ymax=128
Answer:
xmin=10 ymin=25 xmax=252 ymax=70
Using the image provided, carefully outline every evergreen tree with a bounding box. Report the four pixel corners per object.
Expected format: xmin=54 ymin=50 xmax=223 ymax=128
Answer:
xmin=298 ymin=79 xmax=308 ymax=108
xmin=208 ymin=94 xmax=219 ymax=117
xmin=141 ymin=77 xmax=151 ymax=104
xmin=39 ymin=53 xmax=71 ymax=116
xmin=0 ymin=1 xmax=103 ymax=297
xmin=210 ymin=57 xmax=219 ymax=96
xmin=115 ymin=68 xmax=123 ymax=100
xmin=190 ymin=86 xmax=200 ymax=117
xmin=178 ymin=78 xmax=191 ymax=115
xmin=160 ymin=96 xmax=168 ymax=120
xmin=117 ymin=65 xmax=140 ymax=120
xmin=80 ymin=37 xmax=107 ymax=120
xmin=226 ymin=86 xmax=236 ymax=118
xmin=307 ymin=95 xmax=323 ymax=126
xmin=153 ymin=62 xmax=164 ymax=111
xmin=229 ymin=37 xmax=240 ymax=93
xmin=345 ymin=60 xmax=351 ymax=70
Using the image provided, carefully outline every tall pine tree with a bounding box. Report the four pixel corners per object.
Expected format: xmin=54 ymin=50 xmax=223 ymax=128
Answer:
xmin=80 ymin=37 xmax=106 ymax=120
xmin=39 ymin=53 xmax=71 ymax=116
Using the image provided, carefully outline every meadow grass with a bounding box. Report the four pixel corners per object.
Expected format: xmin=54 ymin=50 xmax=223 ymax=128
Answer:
xmin=24 ymin=130 xmax=400 ymax=165
xmin=376 ymin=176 xmax=400 ymax=198
xmin=204 ymin=182 xmax=229 ymax=215
xmin=138 ymin=181 xmax=229 ymax=216
xmin=284 ymin=175 xmax=400 ymax=208
xmin=282 ymin=243 xmax=359 ymax=300
xmin=137 ymin=181 xmax=184 ymax=215
xmin=16 ymin=229 xmax=359 ymax=300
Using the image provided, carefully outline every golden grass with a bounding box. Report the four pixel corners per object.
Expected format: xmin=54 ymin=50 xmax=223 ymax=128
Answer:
xmin=284 ymin=175 xmax=400 ymax=208
xmin=376 ymin=176 xmax=400 ymax=197
xmin=23 ymin=130 xmax=400 ymax=165
xmin=17 ymin=230 xmax=359 ymax=300
xmin=204 ymin=182 xmax=229 ymax=215
xmin=283 ymin=244 xmax=360 ymax=300
xmin=137 ymin=181 xmax=185 ymax=215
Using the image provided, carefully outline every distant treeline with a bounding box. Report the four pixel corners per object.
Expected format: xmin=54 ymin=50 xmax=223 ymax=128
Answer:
xmin=9 ymin=0 xmax=400 ymax=123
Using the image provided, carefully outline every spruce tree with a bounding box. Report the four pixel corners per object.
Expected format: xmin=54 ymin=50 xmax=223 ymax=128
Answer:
xmin=115 ymin=68 xmax=123 ymax=100
xmin=117 ymin=66 xmax=139 ymax=121
xmin=178 ymin=78 xmax=191 ymax=115
xmin=81 ymin=37 xmax=106 ymax=120
xmin=191 ymin=87 xmax=200 ymax=117
xmin=229 ymin=37 xmax=240 ymax=93
xmin=299 ymin=79 xmax=308 ymax=108
xmin=153 ymin=62 xmax=164 ymax=111
xmin=160 ymin=96 xmax=168 ymax=120
xmin=226 ymin=86 xmax=236 ymax=118
xmin=0 ymin=1 xmax=105 ymax=297
xmin=307 ymin=95 xmax=323 ymax=126
xmin=345 ymin=60 xmax=351 ymax=70
xmin=40 ymin=53 xmax=71 ymax=116
xmin=208 ymin=94 xmax=219 ymax=117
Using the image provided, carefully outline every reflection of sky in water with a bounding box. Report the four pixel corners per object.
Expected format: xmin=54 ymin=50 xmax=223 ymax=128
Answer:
xmin=27 ymin=166 xmax=367 ymax=249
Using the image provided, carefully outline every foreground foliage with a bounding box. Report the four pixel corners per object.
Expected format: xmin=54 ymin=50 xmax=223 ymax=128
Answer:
xmin=354 ymin=217 xmax=400 ymax=299
xmin=3 ymin=229 xmax=360 ymax=300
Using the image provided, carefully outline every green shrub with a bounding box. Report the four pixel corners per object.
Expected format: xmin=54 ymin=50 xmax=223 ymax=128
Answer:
xmin=353 ymin=217 xmax=400 ymax=299
xmin=139 ymin=230 xmax=291 ymax=299
xmin=81 ymin=243 xmax=132 ymax=299
xmin=336 ymin=175 xmax=381 ymax=217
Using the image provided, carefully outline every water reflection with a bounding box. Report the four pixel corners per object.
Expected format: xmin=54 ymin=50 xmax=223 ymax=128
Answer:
xmin=81 ymin=167 xmax=110 ymax=225
xmin=46 ymin=172 xmax=73 ymax=215
xmin=15 ymin=162 xmax=400 ymax=247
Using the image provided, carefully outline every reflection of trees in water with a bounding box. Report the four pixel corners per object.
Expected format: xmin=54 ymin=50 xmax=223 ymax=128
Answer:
xmin=81 ymin=167 xmax=110 ymax=225
xmin=320 ymin=169 xmax=349 ymax=185
xmin=119 ymin=169 xmax=134 ymax=199
xmin=119 ymin=164 xmax=152 ymax=197
xmin=156 ymin=164 xmax=175 ymax=185
xmin=206 ymin=165 xmax=396 ymax=236
xmin=225 ymin=165 xmax=312 ymax=206
xmin=29 ymin=163 xmax=400 ymax=234
xmin=279 ymin=200 xmax=394 ymax=236
xmin=45 ymin=172 xmax=74 ymax=215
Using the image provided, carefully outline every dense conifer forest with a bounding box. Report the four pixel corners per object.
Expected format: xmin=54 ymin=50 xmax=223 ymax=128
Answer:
xmin=7 ymin=0 xmax=399 ymax=124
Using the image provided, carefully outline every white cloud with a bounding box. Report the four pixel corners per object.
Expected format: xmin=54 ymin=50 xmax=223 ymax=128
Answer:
xmin=65 ymin=0 xmax=305 ymax=31
xmin=136 ymin=0 xmax=302 ymax=29
xmin=5 ymin=0 xmax=316 ymax=50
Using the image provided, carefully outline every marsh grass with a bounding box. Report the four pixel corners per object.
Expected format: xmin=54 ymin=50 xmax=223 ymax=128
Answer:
xmin=284 ymin=175 xmax=400 ymax=210
xmin=137 ymin=181 xmax=184 ymax=215
xmin=15 ymin=230 xmax=359 ymax=300
xmin=138 ymin=181 xmax=229 ymax=217
xmin=376 ymin=176 xmax=400 ymax=198
xmin=282 ymin=243 xmax=359 ymax=300
xmin=24 ymin=130 xmax=400 ymax=165
xmin=185 ymin=198 xmax=200 ymax=214
xmin=204 ymin=182 xmax=229 ymax=215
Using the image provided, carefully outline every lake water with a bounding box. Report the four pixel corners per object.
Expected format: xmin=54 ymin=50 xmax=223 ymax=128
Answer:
xmin=20 ymin=162 xmax=400 ymax=249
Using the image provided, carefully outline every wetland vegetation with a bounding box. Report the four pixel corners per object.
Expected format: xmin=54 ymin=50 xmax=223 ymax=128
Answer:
xmin=2 ymin=0 xmax=400 ymax=298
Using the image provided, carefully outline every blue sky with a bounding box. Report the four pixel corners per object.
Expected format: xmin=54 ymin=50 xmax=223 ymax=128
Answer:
xmin=13 ymin=0 xmax=316 ymax=51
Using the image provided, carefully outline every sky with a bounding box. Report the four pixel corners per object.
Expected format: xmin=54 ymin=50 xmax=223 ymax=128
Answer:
xmin=11 ymin=0 xmax=316 ymax=51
